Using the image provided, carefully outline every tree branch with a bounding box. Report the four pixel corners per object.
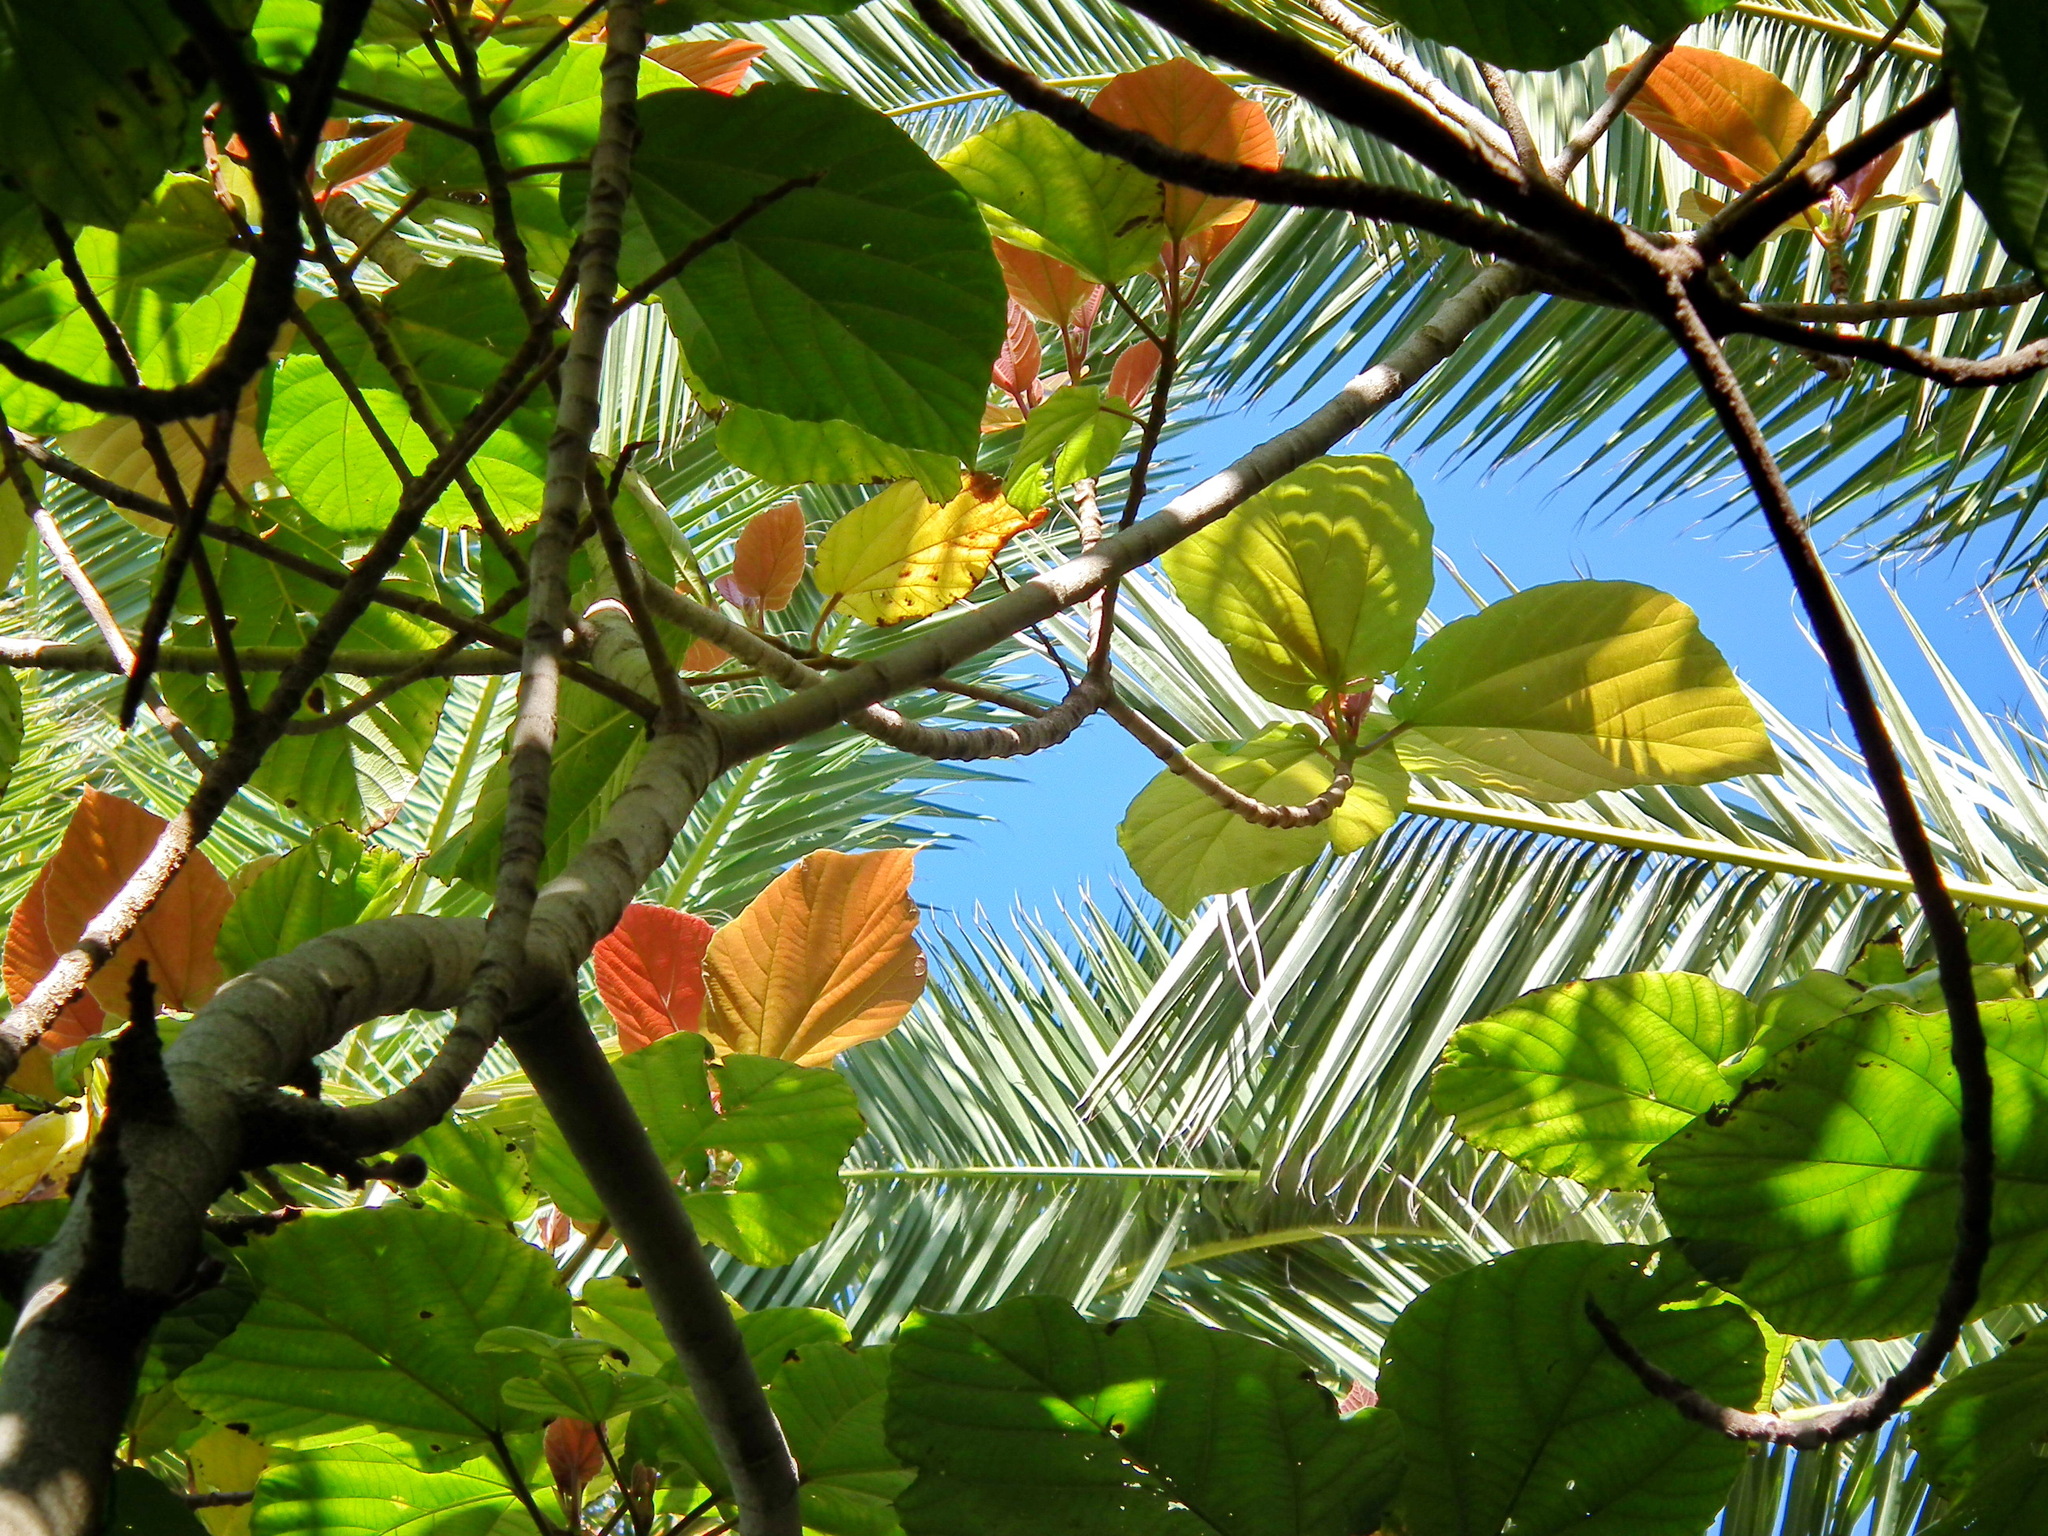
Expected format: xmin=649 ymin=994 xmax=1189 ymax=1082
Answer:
xmin=1752 ymin=278 xmax=2044 ymax=323
xmin=1552 ymin=39 xmax=1673 ymax=180
xmin=1589 ymin=270 xmax=1996 ymax=1447
xmin=1711 ymin=300 xmax=2048 ymax=386
xmin=1105 ymin=695 xmax=1355 ymax=826
xmin=1302 ymin=0 xmax=1516 ymax=167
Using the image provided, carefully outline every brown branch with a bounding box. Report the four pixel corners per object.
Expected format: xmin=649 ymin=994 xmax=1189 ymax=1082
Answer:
xmin=0 ymin=638 xmax=519 ymax=676
xmin=1713 ymin=300 xmax=2048 ymax=387
xmin=1303 ymin=0 xmax=1515 ymax=165
xmin=587 ymin=470 xmax=694 ymax=728
xmin=907 ymin=0 xmax=1619 ymax=298
xmin=1104 ymin=697 xmax=1355 ymax=828
xmin=1591 ymin=269 xmax=1996 ymax=1447
xmin=478 ymin=0 xmax=608 ymax=112
xmin=1478 ymin=65 xmax=1548 ymax=184
xmin=1752 ymin=278 xmax=2044 ymax=323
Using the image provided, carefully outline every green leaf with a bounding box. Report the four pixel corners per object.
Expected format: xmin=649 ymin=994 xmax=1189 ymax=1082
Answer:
xmin=886 ymin=1295 xmax=1393 ymax=1536
xmin=0 ymin=1 xmax=211 ymax=227
xmin=0 ymin=668 xmax=20 ymax=808
xmin=138 ymin=1249 xmax=259 ymax=1395
xmin=405 ymin=1118 xmax=537 ymax=1228
xmin=1391 ymin=581 xmax=1779 ymax=801
xmin=773 ymin=1343 xmax=910 ymax=1536
xmin=216 ymin=827 xmax=408 ymax=977
xmin=1908 ymin=1331 xmax=2048 ymax=1533
xmin=717 ymin=404 xmax=964 ymax=501
xmin=178 ymin=1206 xmax=570 ymax=1460
xmin=0 ymin=456 xmax=37 ymax=595
xmin=260 ymin=259 xmax=555 ymax=535
xmin=1935 ymin=0 xmax=2048 ymax=269
xmin=581 ymin=1281 xmax=849 ymax=1386
xmin=1379 ymin=1242 xmax=1763 ymax=1536
xmin=1648 ymin=1000 xmax=2048 ymax=1340
xmin=500 ymin=1033 xmax=864 ymax=1266
xmin=624 ymin=85 xmax=1005 ymax=459
xmin=1369 ymin=0 xmax=1733 ymax=71
xmin=1161 ymin=455 xmax=1433 ymax=709
xmin=476 ymin=1329 xmax=668 ymax=1420
xmin=0 ymin=179 xmax=250 ymax=435
xmin=1117 ymin=723 xmax=1408 ymax=916
xmin=941 ymin=113 xmax=1164 ymax=285
xmin=252 ymin=1441 xmax=546 ymax=1536
xmin=1002 ymin=386 xmax=1130 ymax=513
xmin=1431 ymin=973 xmax=1754 ymax=1192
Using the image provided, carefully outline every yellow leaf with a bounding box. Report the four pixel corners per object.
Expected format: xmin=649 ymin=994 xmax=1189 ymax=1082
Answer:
xmin=0 ymin=1106 xmax=89 ymax=1205
xmin=1616 ymin=47 xmax=1823 ymax=194
xmin=191 ymin=1425 xmax=268 ymax=1536
xmin=814 ymin=474 xmax=1046 ymax=626
xmin=703 ymin=850 xmax=926 ymax=1065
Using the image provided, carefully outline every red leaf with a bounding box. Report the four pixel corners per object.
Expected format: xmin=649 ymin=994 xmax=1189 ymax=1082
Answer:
xmin=1107 ymin=338 xmax=1162 ymax=407
xmin=992 ymin=301 xmax=1043 ymax=405
xmin=728 ymin=501 xmax=806 ymax=613
xmin=316 ymin=122 xmax=411 ymax=203
xmin=594 ymin=903 xmax=714 ymax=1051
xmin=17 ymin=789 xmax=231 ymax=1022
xmin=1838 ymin=141 xmax=1904 ymax=214
xmin=1091 ymin=60 xmax=1278 ymax=238
xmin=647 ymin=39 xmax=767 ymax=94
xmin=993 ymin=240 xmax=1104 ymax=329
xmin=3 ymin=872 xmax=104 ymax=1053
xmin=545 ymin=1419 xmax=605 ymax=1502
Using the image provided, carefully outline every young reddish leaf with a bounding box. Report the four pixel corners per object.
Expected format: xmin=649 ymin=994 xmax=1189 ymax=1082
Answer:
xmin=3 ymin=872 xmax=104 ymax=1053
xmin=727 ymin=500 xmax=807 ymax=613
xmin=1191 ymin=215 xmax=1249 ymax=264
xmin=1108 ymin=339 xmax=1163 ymax=406
xmin=316 ymin=122 xmax=411 ymax=203
xmin=30 ymin=789 xmax=232 ymax=1017
xmin=1838 ymin=141 xmax=1905 ymax=215
xmin=1091 ymin=60 xmax=1279 ymax=238
xmin=993 ymin=240 xmax=1104 ymax=330
xmin=703 ymin=848 xmax=925 ymax=1065
xmin=1616 ymin=47 xmax=1822 ymax=193
xmin=534 ymin=1205 xmax=573 ymax=1251
xmin=682 ymin=636 xmax=730 ymax=673
xmin=593 ymin=903 xmax=714 ymax=1052
xmin=814 ymin=473 xmax=1049 ymax=626
xmin=545 ymin=1418 xmax=605 ymax=1504
xmin=992 ymin=301 xmax=1043 ymax=407
xmin=647 ymin=39 xmax=768 ymax=94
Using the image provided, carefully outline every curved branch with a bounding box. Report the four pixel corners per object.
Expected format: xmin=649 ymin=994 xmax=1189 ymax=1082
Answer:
xmin=1591 ymin=272 xmax=1995 ymax=1447
xmin=1104 ymin=696 xmax=1352 ymax=827
xmin=1714 ymin=300 xmax=2048 ymax=387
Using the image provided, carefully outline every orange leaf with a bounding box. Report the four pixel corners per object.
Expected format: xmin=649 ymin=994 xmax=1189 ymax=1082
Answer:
xmin=545 ymin=1419 xmax=605 ymax=1502
xmin=682 ymin=636 xmax=731 ymax=673
xmin=32 ymin=789 xmax=232 ymax=1017
xmin=728 ymin=501 xmax=807 ymax=613
xmin=316 ymin=122 xmax=412 ymax=203
xmin=1615 ymin=47 xmax=1822 ymax=194
xmin=703 ymin=849 xmax=925 ymax=1066
xmin=593 ymin=903 xmax=714 ymax=1052
xmin=993 ymin=240 xmax=1104 ymax=330
xmin=1108 ymin=338 xmax=1163 ymax=407
xmin=1191 ymin=214 xmax=1249 ymax=264
xmin=1091 ymin=60 xmax=1278 ymax=238
xmin=3 ymin=871 xmax=105 ymax=1053
xmin=992 ymin=300 xmax=1042 ymax=405
xmin=647 ymin=39 xmax=767 ymax=94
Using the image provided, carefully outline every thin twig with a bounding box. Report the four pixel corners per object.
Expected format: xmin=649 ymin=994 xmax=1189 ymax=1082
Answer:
xmin=1104 ymin=697 xmax=1358 ymax=828
xmin=1303 ymin=0 xmax=1515 ymax=166
xmin=1552 ymin=39 xmax=1674 ymax=180
xmin=586 ymin=469 xmax=693 ymax=727
xmin=1479 ymin=65 xmax=1548 ymax=183
xmin=1753 ymin=278 xmax=2044 ymax=323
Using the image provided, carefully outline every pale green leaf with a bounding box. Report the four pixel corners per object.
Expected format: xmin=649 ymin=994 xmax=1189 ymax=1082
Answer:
xmin=941 ymin=112 xmax=1164 ymax=285
xmin=216 ymin=826 xmax=408 ymax=977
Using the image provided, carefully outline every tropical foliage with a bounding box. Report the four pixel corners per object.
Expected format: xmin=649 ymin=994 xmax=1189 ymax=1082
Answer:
xmin=0 ymin=3 xmax=2043 ymax=1536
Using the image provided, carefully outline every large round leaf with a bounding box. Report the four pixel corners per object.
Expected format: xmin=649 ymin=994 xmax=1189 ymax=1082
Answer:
xmin=1391 ymin=581 xmax=1778 ymax=801
xmin=1432 ymin=972 xmax=1755 ymax=1192
xmin=886 ymin=1295 xmax=1397 ymax=1536
xmin=1648 ymin=1001 xmax=2048 ymax=1340
xmin=1936 ymin=0 xmax=2048 ymax=269
xmin=1908 ymin=1332 xmax=2048 ymax=1534
xmin=942 ymin=113 xmax=1164 ymax=285
xmin=625 ymin=86 xmax=1005 ymax=459
xmin=177 ymin=1206 xmax=568 ymax=1460
xmin=1161 ymin=456 xmax=1433 ymax=710
xmin=1379 ymin=1242 xmax=1763 ymax=1536
xmin=252 ymin=1442 xmax=545 ymax=1536
xmin=1118 ymin=724 xmax=1408 ymax=916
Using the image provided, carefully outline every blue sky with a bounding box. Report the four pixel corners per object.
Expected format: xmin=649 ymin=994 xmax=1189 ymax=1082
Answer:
xmin=911 ymin=380 xmax=2039 ymax=922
